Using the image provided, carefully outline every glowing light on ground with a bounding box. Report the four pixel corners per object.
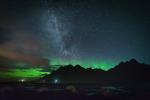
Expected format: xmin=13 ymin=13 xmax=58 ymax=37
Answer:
xmin=54 ymin=79 xmax=59 ymax=84
xmin=19 ymin=79 xmax=26 ymax=82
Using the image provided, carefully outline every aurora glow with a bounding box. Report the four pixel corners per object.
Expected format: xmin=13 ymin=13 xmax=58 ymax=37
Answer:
xmin=0 ymin=0 xmax=150 ymax=79
xmin=51 ymin=59 xmax=118 ymax=71
xmin=0 ymin=68 xmax=50 ymax=80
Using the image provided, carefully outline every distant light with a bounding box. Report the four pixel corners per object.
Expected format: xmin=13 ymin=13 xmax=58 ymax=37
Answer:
xmin=19 ymin=79 xmax=25 ymax=82
xmin=54 ymin=79 xmax=59 ymax=84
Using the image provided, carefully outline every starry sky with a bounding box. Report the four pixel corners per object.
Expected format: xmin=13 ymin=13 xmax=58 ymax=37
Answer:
xmin=0 ymin=0 xmax=150 ymax=70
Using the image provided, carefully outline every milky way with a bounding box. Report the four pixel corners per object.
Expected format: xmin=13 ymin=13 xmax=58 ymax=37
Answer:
xmin=0 ymin=0 xmax=150 ymax=70
xmin=46 ymin=11 xmax=78 ymax=59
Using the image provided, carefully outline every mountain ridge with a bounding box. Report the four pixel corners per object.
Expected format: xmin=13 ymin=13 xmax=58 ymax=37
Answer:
xmin=41 ymin=59 xmax=150 ymax=86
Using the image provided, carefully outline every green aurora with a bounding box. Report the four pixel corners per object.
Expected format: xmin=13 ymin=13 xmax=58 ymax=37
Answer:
xmin=0 ymin=59 xmax=118 ymax=80
xmin=0 ymin=68 xmax=50 ymax=81
xmin=50 ymin=59 xmax=118 ymax=71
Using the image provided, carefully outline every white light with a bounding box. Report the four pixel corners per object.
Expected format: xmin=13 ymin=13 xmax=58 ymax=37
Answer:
xmin=54 ymin=79 xmax=58 ymax=84
xmin=19 ymin=79 xmax=25 ymax=82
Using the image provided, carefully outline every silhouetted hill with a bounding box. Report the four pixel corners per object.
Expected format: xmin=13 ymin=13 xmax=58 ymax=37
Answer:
xmin=107 ymin=59 xmax=150 ymax=86
xmin=42 ymin=64 xmax=105 ymax=83
xmin=42 ymin=59 xmax=150 ymax=86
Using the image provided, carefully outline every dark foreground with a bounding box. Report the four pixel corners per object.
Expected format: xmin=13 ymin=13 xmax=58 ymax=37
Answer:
xmin=0 ymin=83 xmax=150 ymax=100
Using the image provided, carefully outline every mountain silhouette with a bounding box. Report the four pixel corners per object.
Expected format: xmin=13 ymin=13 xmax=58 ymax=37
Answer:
xmin=107 ymin=59 xmax=150 ymax=86
xmin=42 ymin=64 xmax=105 ymax=83
xmin=42 ymin=59 xmax=150 ymax=86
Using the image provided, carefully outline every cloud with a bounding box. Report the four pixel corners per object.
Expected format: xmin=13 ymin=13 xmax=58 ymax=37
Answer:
xmin=0 ymin=26 xmax=49 ymax=66
xmin=0 ymin=48 xmax=49 ymax=66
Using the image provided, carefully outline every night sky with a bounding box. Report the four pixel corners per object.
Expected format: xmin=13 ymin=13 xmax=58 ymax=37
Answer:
xmin=0 ymin=0 xmax=150 ymax=70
